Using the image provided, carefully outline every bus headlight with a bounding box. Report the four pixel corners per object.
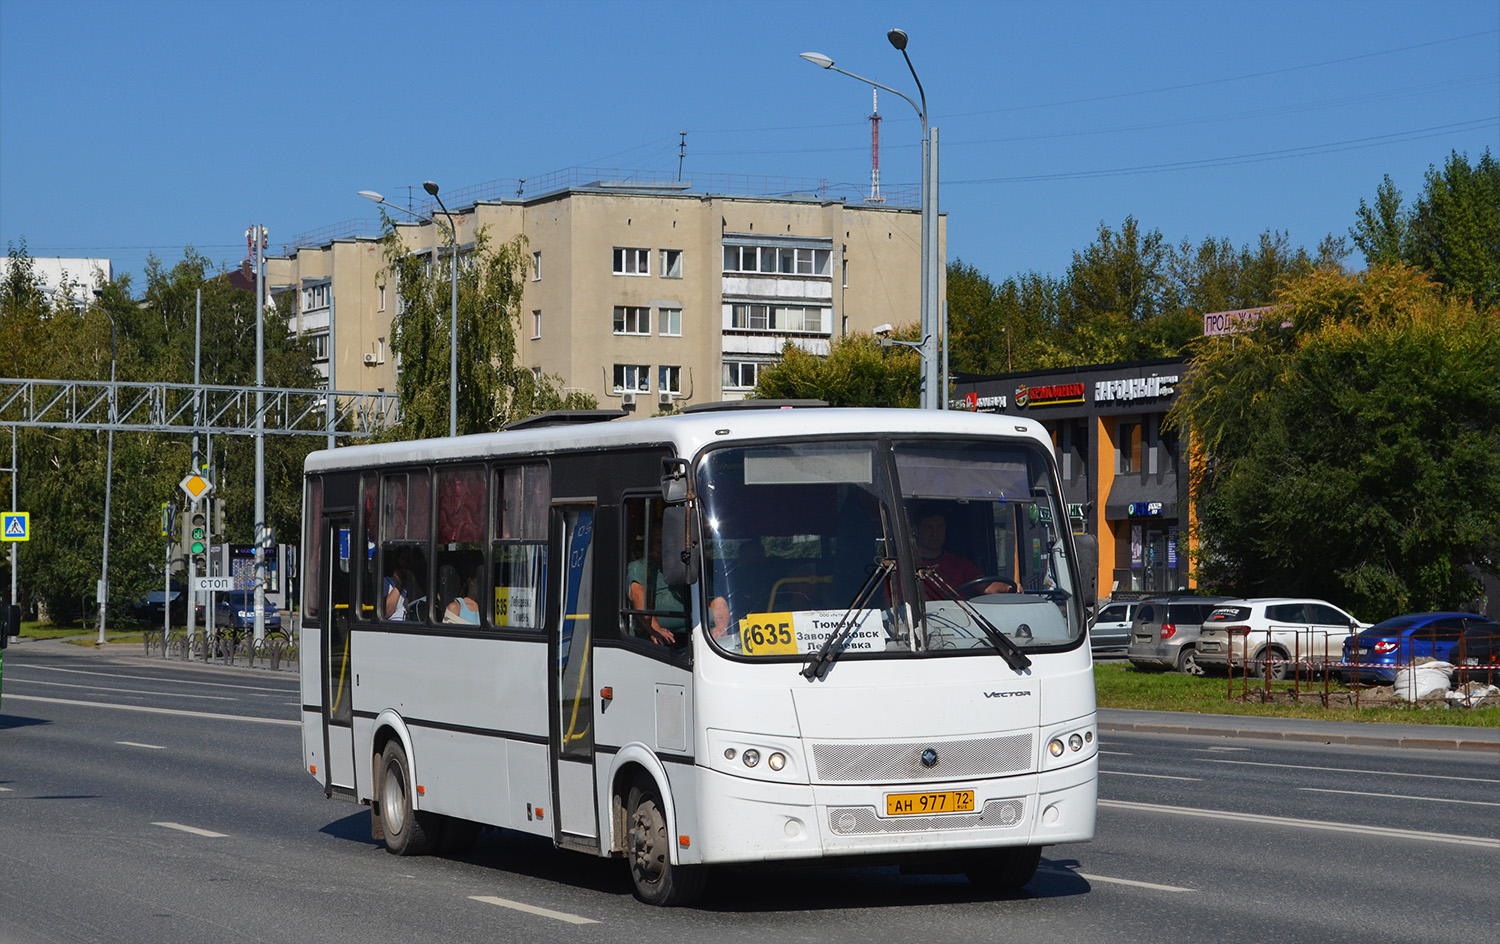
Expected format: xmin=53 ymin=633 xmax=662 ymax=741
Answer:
xmin=742 ymin=749 xmax=761 ymax=768
xmin=1048 ymin=738 xmax=1065 ymax=757
xmin=1069 ymin=734 xmax=1084 ymax=752
xmin=768 ymin=752 xmax=786 ymax=771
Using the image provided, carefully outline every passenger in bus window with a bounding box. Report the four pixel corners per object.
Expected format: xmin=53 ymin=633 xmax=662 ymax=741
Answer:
xmin=709 ymin=539 xmax=768 ymax=643
xmin=442 ymin=567 xmax=481 ymax=625
xmin=913 ymin=505 xmax=1011 ymax=599
xmin=627 ymin=538 xmax=688 ymax=646
xmin=383 ymin=563 xmax=408 ymax=620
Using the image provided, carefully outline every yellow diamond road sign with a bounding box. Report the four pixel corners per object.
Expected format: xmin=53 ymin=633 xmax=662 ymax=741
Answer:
xmin=179 ymin=473 xmax=213 ymax=503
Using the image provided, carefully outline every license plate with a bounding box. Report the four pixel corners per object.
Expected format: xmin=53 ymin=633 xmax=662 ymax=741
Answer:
xmin=885 ymin=790 xmax=975 ymax=816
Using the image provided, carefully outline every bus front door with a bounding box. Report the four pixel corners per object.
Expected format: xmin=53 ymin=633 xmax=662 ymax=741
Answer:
xmin=551 ymin=505 xmax=599 ymax=847
xmin=322 ymin=516 xmax=356 ymax=795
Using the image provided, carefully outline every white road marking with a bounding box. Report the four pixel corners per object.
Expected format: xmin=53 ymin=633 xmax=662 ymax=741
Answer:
xmin=1197 ymin=747 xmax=1251 ymax=752
xmin=1102 ymin=770 xmax=1202 ymax=781
xmin=1038 ymin=867 xmax=1192 ymax=892
xmin=19 ymin=664 xmax=294 ymax=693
xmin=1097 ymin=750 xmax=1132 ymax=756
xmin=6 ymin=694 xmax=298 ymax=726
xmin=0 ymin=786 xmax=12 ymax=792
xmin=1298 ymin=787 xmax=1500 ymax=807
xmin=153 ymin=822 xmax=228 ymax=838
xmin=1100 ymin=798 xmax=1500 ymax=848
xmin=9 ymin=677 xmax=238 ymax=701
xmin=116 ymin=741 xmax=166 ymax=750
xmin=469 ymin=895 xmax=598 ymax=925
xmin=1207 ymin=758 xmax=1500 ymax=784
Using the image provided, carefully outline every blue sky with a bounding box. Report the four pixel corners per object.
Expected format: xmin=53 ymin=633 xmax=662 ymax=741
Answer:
xmin=2 ymin=0 xmax=1495 ymax=297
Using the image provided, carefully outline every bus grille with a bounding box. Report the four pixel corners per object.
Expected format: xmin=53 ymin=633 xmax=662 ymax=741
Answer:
xmin=826 ymin=799 xmax=1026 ymax=836
xmin=810 ymin=733 xmax=1033 ymax=782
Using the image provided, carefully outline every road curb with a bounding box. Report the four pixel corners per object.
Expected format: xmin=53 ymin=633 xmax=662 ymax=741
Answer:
xmin=1098 ymin=718 xmax=1500 ymax=753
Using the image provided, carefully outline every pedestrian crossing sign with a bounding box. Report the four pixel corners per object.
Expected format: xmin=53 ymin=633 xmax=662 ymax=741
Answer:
xmin=2 ymin=512 xmax=29 ymax=542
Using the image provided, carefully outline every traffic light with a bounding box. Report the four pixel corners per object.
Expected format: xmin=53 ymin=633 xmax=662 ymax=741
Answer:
xmin=190 ymin=511 xmax=208 ymax=569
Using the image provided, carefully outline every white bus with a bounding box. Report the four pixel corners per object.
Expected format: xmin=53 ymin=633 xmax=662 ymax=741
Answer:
xmin=298 ymin=404 xmax=1096 ymax=905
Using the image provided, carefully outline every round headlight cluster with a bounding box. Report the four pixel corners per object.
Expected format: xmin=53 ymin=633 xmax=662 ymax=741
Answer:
xmin=722 ymin=743 xmax=791 ymax=774
xmin=1049 ymin=729 xmax=1093 ymax=758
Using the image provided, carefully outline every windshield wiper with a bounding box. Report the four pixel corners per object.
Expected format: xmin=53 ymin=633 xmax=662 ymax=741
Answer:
xmin=920 ymin=570 xmax=1033 ymax=672
xmin=801 ymin=558 xmax=896 ymax=681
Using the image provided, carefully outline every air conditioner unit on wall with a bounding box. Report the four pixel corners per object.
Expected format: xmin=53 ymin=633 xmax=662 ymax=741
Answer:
xmin=620 ymin=391 xmax=637 ymax=407
xmin=658 ymin=390 xmax=674 ymax=406
xmin=362 ymin=352 xmax=378 ymax=365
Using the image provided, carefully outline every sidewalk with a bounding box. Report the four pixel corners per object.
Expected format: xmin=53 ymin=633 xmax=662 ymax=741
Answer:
xmin=1100 ymin=707 xmax=1500 ymax=753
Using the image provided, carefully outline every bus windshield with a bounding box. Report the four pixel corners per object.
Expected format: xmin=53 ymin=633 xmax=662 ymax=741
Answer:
xmin=697 ymin=437 xmax=1080 ymax=659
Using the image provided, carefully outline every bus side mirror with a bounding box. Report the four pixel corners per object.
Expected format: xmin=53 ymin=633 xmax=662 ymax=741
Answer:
xmin=661 ymin=504 xmax=699 ymax=587
xmin=660 ymin=457 xmax=691 ymax=504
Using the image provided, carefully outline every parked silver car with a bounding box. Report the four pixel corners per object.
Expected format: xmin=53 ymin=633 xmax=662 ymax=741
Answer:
xmin=1195 ymin=598 xmax=1366 ymax=680
xmin=1126 ymin=596 xmax=1232 ymax=675
xmin=1088 ymin=600 xmax=1139 ymax=655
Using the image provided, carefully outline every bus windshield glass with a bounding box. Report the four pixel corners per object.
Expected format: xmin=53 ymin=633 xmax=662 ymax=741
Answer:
xmin=697 ymin=437 xmax=1081 ymax=659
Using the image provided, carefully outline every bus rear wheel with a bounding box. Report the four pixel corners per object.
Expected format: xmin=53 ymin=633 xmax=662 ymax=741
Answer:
xmin=965 ymin=845 xmax=1043 ymax=895
xmin=379 ymin=741 xmax=436 ymax=856
xmin=626 ymin=778 xmax=705 ymax=906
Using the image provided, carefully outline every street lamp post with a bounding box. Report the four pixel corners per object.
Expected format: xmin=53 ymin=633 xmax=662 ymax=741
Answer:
xmin=802 ymin=29 xmax=942 ymax=409
xmin=360 ymin=185 xmax=461 ymax=436
xmin=98 ymin=295 xmax=116 ymax=645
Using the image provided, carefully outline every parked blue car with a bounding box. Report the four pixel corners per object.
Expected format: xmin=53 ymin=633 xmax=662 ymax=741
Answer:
xmin=214 ymin=592 xmax=282 ymax=633
xmin=1341 ymin=612 xmax=1491 ymax=683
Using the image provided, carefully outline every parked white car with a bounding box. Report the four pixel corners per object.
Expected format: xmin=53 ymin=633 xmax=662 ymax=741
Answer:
xmin=1088 ymin=599 xmax=1139 ymax=655
xmin=1195 ymin=598 xmax=1367 ymax=680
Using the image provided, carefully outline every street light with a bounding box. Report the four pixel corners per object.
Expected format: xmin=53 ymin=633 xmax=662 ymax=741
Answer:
xmin=801 ymin=30 xmax=942 ymax=409
xmin=359 ymin=184 xmax=461 ymax=437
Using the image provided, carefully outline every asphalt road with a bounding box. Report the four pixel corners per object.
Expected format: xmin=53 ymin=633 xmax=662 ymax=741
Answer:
xmin=2 ymin=639 xmax=1496 ymax=944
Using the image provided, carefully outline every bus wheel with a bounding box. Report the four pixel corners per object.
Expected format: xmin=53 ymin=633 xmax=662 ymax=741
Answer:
xmin=965 ymin=845 xmax=1042 ymax=894
xmin=379 ymin=741 xmax=435 ymax=856
xmin=626 ymin=778 xmax=705 ymax=906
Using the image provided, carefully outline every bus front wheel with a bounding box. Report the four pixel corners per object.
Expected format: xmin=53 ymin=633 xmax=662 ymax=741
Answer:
xmin=379 ymin=741 xmax=436 ymax=856
xmin=626 ymin=778 xmax=705 ymax=906
xmin=965 ymin=845 xmax=1043 ymax=894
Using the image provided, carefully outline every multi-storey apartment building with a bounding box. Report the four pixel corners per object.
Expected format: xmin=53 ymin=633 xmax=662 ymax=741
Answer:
xmin=266 ymin=172 xmax=941 ymax=409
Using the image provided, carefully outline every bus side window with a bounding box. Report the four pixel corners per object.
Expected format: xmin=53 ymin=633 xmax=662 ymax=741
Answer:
xmin=381 ymin=471 xmax=431 ymax=622
xmin=492 ymin=463 xmax=549 ymax=630
xmin=436 ymin=465 xmax=486 ymax=626
xmin=620 ymin=495 xmax=690 ymax=648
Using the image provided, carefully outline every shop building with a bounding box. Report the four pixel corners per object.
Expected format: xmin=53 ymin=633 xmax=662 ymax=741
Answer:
xmin=953 ymin=358 xmax=1191 ymax=603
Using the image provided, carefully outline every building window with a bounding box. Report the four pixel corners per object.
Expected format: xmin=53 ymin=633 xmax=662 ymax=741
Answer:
xmin=659 ymin=365 xmax=681 ymax=395
xmin=532 ymin=251 xmax=542 ymax=281
xmin=310 ymin=331 xmax=329 ymax=362
xmin=728 ymin=303 xmax=827 ymax=333
xmin=613 ymin=305 xmax=650 ymax=335
xmin=614 ymin=364 xmax=649 ymax=392
xmin=378 ymin=284 xmax=387 ymax=312
xmin=723 ymin=360 xmax=764 ymax=390
xmin=1117 ymin=421 xmax=1142 ymax=474
xmin=532 ymin=310 xmax=542 ymax=340
xmin=302 ymin=282 xmax=331 ymax=310
xmin=658 ymin=308 xmax=682 ymax=337
xmin=613 ymin=247 xmax=650 ymax=276
xmin=660 ymin=249 xmax=682 ymax=278
xmin=722 ymin=244 xmax=832 ymax=276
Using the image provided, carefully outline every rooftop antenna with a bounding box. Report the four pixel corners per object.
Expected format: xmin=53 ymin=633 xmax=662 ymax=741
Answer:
xmin=677 ymin=131 xmax=687 ymax=181
xmin=869 ymin=89 xmax=884 ymax=203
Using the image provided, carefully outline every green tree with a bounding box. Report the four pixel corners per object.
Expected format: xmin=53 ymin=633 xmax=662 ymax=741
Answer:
xmin=1405 ymin=149 xmax=1500 ymax=311
xmin=379 ymin=220 xmax=592 ymax=440
xmin=754 ymin=333 xmax=919 ymax=407
xmin=1349 ymin=150 xmax=1500 ymax=311
xmin=1171 ymin=266 xmax=1500 ymax=615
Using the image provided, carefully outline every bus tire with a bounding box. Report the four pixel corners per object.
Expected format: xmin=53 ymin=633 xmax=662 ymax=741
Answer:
xmin=626 ymin=778 xmax=705 ymax=907
xmin=965 ymin=845 xmax=1042 ymax=894
xmin=379 ymin=741 xmax=435 ymax=856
